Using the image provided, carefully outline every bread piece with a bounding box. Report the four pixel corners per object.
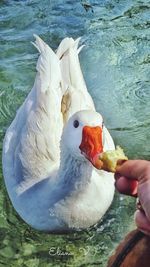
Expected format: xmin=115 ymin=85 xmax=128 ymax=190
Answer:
xmin=99 ymin=146 xmax=128 ymax=173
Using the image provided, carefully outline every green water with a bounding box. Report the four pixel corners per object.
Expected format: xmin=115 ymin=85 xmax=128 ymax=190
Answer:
xmin=0 ymin=0 xmax=149 ymax=266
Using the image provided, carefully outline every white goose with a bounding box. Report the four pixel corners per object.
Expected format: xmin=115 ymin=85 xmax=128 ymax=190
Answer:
xmin=2 ymin=35 xmax=115 ymax=233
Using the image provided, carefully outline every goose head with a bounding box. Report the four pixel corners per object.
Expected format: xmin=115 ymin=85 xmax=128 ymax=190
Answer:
xmin=61 ymin=110 xmax=104 ymax=169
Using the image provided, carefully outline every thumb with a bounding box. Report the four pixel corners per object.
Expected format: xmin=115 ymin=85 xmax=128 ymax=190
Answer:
xmin=116 ymin=160 xmax=150 ymax=181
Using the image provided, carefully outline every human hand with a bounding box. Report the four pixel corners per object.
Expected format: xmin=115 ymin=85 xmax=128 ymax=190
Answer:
xmin=115 ymin=160 xmax=150 ymax=235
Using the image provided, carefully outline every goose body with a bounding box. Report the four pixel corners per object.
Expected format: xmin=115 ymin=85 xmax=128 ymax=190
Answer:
xmin=3 ymin=36 xmax=115 ymax=233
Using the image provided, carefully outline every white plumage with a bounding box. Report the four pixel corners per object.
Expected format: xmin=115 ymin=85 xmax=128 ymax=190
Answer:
xmin=3 ymin=35 xmax=115 ymax=233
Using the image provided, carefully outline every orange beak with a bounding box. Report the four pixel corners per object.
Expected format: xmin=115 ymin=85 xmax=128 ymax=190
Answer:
xmin=79 ymin=126 xmax=103 ymax=169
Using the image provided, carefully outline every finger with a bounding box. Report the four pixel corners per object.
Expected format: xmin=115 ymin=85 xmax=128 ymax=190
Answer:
xmin=117 ymin=159 xmax=127 ymax=166
xmin=135 ymin=210 xmax=150 ymax=236
xmin=115 ymin=176 xmax=138 ymax=197
xmin=116 ymin=160 xmax=150 ymax=181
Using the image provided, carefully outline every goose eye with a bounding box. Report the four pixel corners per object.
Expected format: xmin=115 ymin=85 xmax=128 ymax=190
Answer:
xmin=73 ymin=120 xmax=79 ymax=128
xmin=102 ymin=121 xmax=104 ymax=128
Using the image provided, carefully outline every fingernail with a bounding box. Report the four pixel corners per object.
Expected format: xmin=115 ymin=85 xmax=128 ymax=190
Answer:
xmin=117 ymin=159 xmax=127 ymax=167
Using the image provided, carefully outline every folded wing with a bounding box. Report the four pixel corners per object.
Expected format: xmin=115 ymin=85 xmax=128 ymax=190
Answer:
xmin=57 ymin=37 xmax=95 ymax=123
xmin=3 ymin=35 xmax=63 ymax=189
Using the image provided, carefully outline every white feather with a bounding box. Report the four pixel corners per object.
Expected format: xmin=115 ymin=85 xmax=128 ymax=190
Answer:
xmin=2 ymin=36 xmax=115 ymax=232
xmin=57 ymin=37 xmax=95 ymax=122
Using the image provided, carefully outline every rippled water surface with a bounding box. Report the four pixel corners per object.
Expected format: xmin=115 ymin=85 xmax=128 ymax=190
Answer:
xmin=0 ymin=0 xmax=150 ymax=266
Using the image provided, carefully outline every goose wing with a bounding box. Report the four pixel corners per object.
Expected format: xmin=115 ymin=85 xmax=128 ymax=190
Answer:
xmin=3 ymin=35 xmax=63 ymax=190
xmin=57 ymin=37 xmax=95 ymax=123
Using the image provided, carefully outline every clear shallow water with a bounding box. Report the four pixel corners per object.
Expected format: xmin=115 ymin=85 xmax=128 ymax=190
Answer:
xmin=0 ymin=0 xmax=149 ymax=266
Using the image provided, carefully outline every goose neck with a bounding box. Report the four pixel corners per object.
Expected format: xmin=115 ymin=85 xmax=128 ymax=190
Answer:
xmin=58 ymin=148 xmax=92 ymax=192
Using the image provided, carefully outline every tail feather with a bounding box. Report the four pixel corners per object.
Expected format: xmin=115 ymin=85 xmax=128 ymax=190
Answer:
xmin=33 ymin=35 xmax=61 ymax=95
xmin=56 ymin=37 xmax=74 ymax=59
xmin=56 ymin=37 xmax=88 ymax=94
xmin=32 ymin=34 xmax=46 ymax=53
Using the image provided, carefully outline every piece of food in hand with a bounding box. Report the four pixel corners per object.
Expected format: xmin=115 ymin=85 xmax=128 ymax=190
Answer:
xmin=99 ymin=146 xmax=128 ymax=173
